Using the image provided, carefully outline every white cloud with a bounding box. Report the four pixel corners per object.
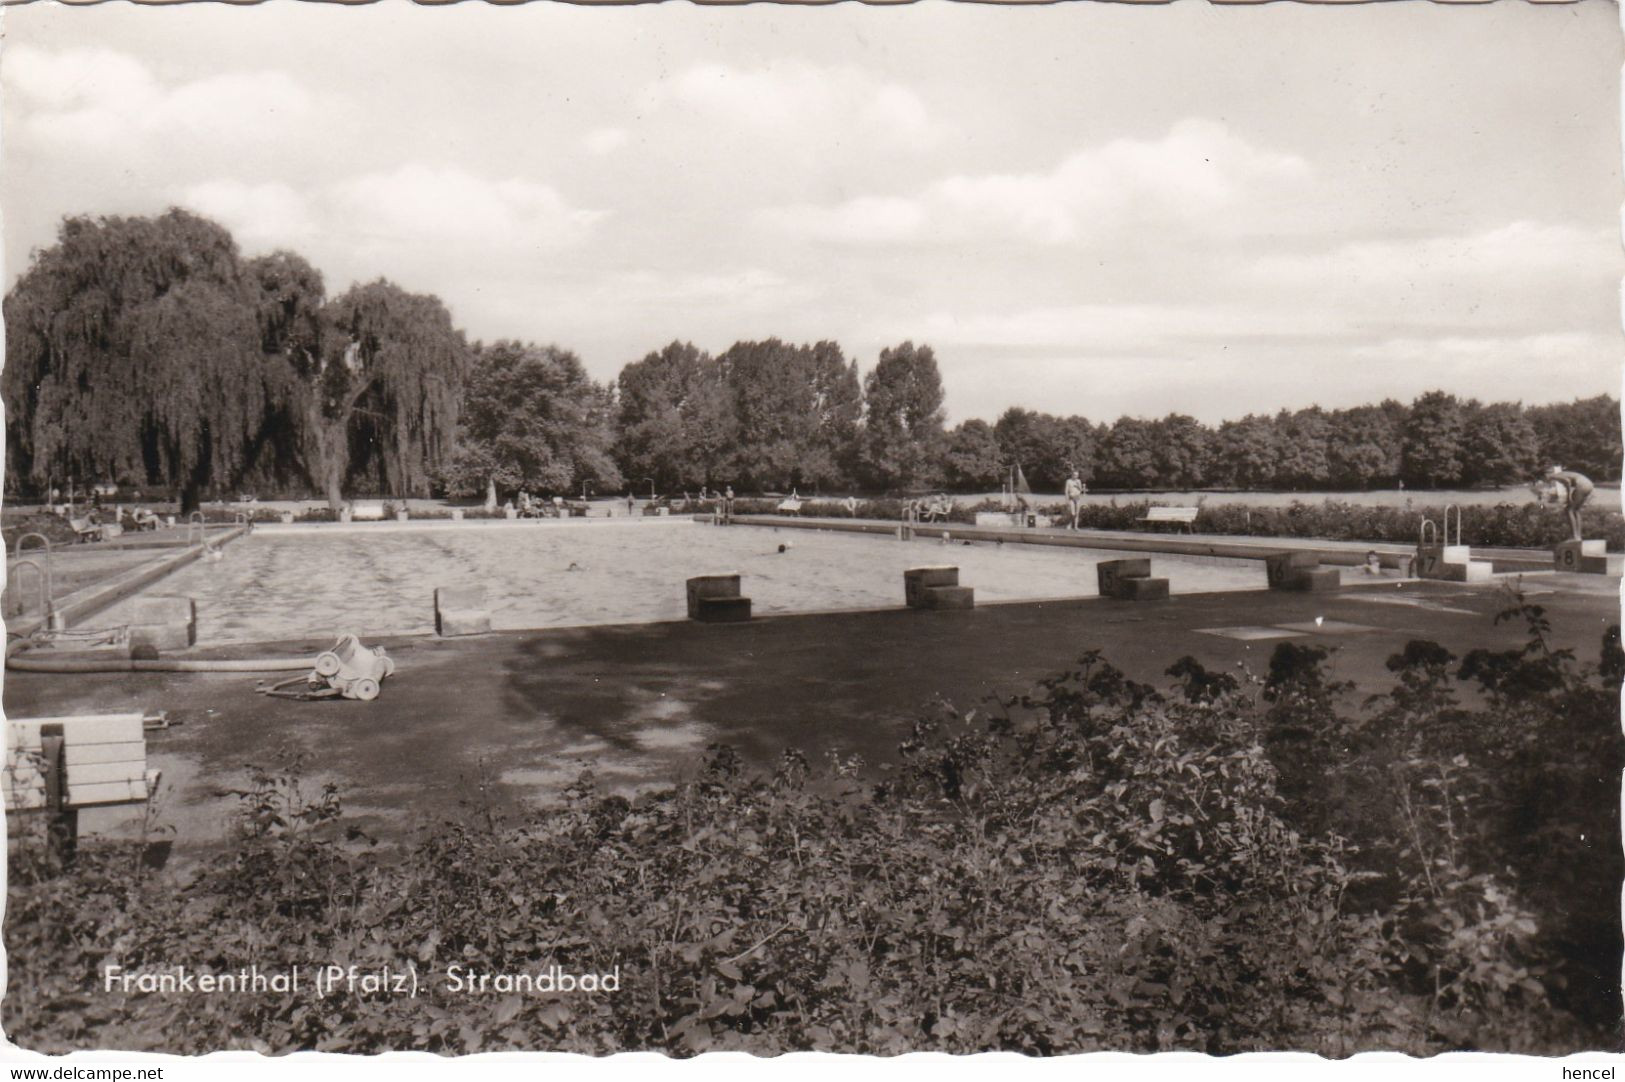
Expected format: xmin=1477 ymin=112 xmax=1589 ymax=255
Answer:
xmin=178 ymin=180 xmax=317 ymax=251
xmin=6 ymin=44 xmax=312 ymax=156
xmin=584 ymin=127 xmax=629 ymax=156
xmin=177 ymin=166 xmax=601 ymax=258
xmin=1244 ymin=221 xmax=1618 ymax=337
xmin=328 ymin=165 xmax=603 ymax=251
xmin=609 ymin=267 xmax=793 ymax=305
xmin=907 ymin=302 xmax=1323 ymax=353
xmin=1258 ymin=221 xmax=1613 ymax=288
xmin=897 ymin=221 xmax=1617 ymax=357
xmin=760 ymin=119 xmax=1311 ymax=247
xmin=642 ymin=60 xmax=951 ymax=153
xmin=1350 ymin=331 xmax=1615 ymax=369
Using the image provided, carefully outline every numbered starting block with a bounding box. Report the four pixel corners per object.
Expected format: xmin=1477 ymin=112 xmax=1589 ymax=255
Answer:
xmin=1266 ymin=552 xmax=1341 ymax=592
xmin=1553 ymin=539 xmax=1611 ymax=575
xmin=1414 ymin=510 xmax=1494 ymax=582
xmin=256 ymin=634 xmax=396 ymax=702
xmin=1414 ymin=545 xmax=1494 ymax=583
xmin=1096 ymin=558 xmax=1169 ymax=601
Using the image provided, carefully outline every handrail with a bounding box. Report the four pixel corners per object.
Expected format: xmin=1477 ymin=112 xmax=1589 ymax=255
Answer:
xmin=8 ymin=558 xmax=51 ymax=623
xmin=1443 ymin=505 xmax=1462 ymax=549
xmin=1419 ymin=518 xmax=1438 ymax=548
xmin=14 ymin=533 xmax=53 ymax=610
xmin=15 ymin=532 xmax=51 ymax=560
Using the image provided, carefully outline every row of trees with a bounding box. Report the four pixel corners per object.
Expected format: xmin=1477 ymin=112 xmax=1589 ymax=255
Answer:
xmin=4 ymin=210 xmax=1618 ymax=509
xmin=944 ymin=392 xmax=1621 ymax=493
xmin=488 ymin=340 xmax=1617 ymax=496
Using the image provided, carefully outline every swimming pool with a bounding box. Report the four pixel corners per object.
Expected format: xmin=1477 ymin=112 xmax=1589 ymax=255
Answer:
xmin=94 ymin=519 xmax=1271 ymax=644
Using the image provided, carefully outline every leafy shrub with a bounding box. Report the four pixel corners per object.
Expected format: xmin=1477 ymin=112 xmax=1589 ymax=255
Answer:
xmin=4 ymin=603 xmax=1615 ymax=1054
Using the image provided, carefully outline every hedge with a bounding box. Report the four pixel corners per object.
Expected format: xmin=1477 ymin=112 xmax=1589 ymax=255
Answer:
xmin=732 ymin=497 xmax=1622 ymax=551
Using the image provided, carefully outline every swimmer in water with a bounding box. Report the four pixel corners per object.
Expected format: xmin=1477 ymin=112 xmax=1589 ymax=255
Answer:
xmin=566 ymin=561 xmax=583 ymax=571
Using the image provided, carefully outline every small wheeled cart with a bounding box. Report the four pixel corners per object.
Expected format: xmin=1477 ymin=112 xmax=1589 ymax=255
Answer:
xmin=256 ymin=634 xmax=397 ymax=702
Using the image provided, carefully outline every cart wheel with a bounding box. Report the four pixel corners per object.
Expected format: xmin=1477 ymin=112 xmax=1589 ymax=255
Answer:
xmin=314 ymin=651 xmax=342 ymax=677
xmin=380 ymin=657 xmax=397 ymax=678
xmin=351 ymin=677 xmax=380 ymax=702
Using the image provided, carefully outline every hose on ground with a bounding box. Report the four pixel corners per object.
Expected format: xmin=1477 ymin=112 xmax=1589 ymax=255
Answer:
xmin=6 ymin=655 xmax=313 ymax=673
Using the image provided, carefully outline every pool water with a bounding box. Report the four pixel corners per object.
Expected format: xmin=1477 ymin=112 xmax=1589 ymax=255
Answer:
xmin=96 ymin=520 xmax=1269 ymax=644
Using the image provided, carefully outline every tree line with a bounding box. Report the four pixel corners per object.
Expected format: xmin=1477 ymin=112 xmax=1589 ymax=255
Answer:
xmin=4 ymin=210 xmax=1617 ymax=509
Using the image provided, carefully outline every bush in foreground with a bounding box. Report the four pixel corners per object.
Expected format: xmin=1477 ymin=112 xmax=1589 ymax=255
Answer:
xmin=5 ymin=595 xmax=1618 ymax=1054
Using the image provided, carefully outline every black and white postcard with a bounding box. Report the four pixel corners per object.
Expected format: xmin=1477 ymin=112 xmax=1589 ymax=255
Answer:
xmin=1 ymin=0 xmax=1620 ymax=1075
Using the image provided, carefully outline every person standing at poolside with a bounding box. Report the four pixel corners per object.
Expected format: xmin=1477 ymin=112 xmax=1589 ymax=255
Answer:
xmin=1064 ymin=470 xmax=1086 ymax=530
xmin=724 ymin=486 xmax=735 ymax=522
xmin=1541 ymin=465 xmax=1594 ymax=542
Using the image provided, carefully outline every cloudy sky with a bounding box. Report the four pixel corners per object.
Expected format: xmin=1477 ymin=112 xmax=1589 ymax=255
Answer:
xmin=3 ymin=1 xmax=1619 ymax=425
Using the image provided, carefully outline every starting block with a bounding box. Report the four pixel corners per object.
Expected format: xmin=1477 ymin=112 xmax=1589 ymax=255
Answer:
xmin=687 ymin=573 xmax=751 ymax=622
xmin=127 ymin=596 xmax=196 ymax=654
xmin=1415 ymin=545 xmax=1494 ymax=582
xmin=1096 ymin=558 xmax=1168 ymax=601
xmin=904 ymin=566 xmax=974 ymax=610
xmin=435 ymin=586 xmax=492 ymax=636
xmin=1554 ymin=539 xmax=1611 ymax=575
xmin=1266 ymin=552 xmax=1343 ymax=592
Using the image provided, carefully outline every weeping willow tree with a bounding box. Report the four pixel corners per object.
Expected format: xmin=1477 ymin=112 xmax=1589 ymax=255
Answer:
xmin=321 ymin=281 xmax=469 ymax=507
xmin=254 ymin=273 xmax=469 ymax=511
xmin=243 ymin=262 xmax=470 ymax=509
xmin=3 ymin=210 xmax=276 ymax=510
xmin=4 ymin=210 xmax=471 ymax=511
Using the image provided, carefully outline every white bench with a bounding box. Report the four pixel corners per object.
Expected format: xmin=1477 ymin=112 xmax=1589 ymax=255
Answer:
xmin=776 ymin=498 xmax=803 ymax=516
xmin=1141 ymin=506 xmax=1198 ymax=532
xmin=5 ymin=713 xmax=160 ymax=860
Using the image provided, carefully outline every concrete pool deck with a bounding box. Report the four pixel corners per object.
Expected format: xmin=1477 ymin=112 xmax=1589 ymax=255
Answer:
xmin=5 ymin=570 xmax=1617 ymax=854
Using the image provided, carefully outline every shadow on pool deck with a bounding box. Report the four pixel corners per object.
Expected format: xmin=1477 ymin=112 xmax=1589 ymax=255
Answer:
xmin=5 ymin=573 xmax=1617 ymax=852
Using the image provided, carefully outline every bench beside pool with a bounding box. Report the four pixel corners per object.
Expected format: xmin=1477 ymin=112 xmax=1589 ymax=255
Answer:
xmin=1141 ymin=506 xmax=1198 ymax=532
xmin=5 ymin=713 xmax=160 ymax=861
